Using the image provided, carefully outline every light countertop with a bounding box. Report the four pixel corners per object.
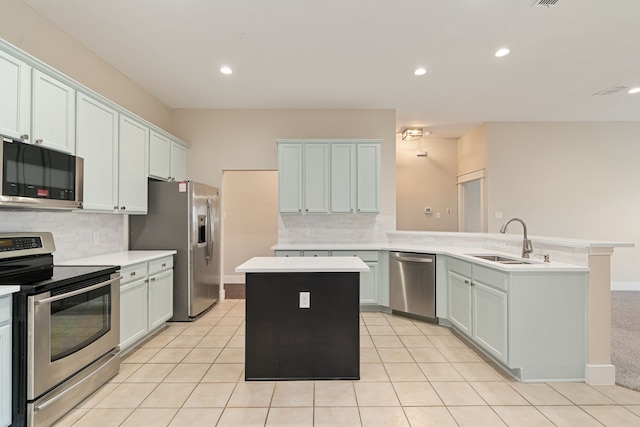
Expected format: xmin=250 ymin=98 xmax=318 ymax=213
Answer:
xmin=0 ymin=286 xmax=20 ymax=297
xmin=272 ymin=243 xmax=589 ymax=272
xmin=236 ymin=256 xmax=370 ymax=273
xmin=58 ymin=250 xmax=176 ymax=268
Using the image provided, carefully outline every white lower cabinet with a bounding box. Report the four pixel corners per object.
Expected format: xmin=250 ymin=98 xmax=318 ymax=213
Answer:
xmin=446 ymin=256 xmax=588 ymax=381
xmin=275 ymin=250 xmax=382 ymax=306
xmin=120 ymin=276 xmax=148 ymax=350
xmin=148 ymin=257 xmax=174 ymax=331
xmin=119 ymin=256 xmax=174 ymax=352
xmin=0 ymin=296 xmax=11 ymax=427
xmin=472 ymin=280 xmax=508 ymax=364
xmin=447 ymin=258 xmax=508 ymax=364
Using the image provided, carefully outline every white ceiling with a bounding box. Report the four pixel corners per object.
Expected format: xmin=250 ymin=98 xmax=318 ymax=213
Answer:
xmin=20 ymin=0 xmax=640 ymax=138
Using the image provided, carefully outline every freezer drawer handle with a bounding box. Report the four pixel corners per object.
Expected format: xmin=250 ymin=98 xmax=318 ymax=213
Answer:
xmin=392 ymin=254 xmax=433 ymax=263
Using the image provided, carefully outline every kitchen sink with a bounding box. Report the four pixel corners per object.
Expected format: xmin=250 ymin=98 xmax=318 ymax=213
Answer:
xmin=470 ymin=254 xmax=534 ymax=264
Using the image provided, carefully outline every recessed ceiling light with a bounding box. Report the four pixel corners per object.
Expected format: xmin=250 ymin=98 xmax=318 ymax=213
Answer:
xmin=628 ymin=87 xmax=640 ymax=94
xmin=220 ymin=66 xmax=233 ymax=75
xmin=414 ymin=67 xmax=427 ymax=76
xmin=495 ymin=48 xmax=510 ymax=57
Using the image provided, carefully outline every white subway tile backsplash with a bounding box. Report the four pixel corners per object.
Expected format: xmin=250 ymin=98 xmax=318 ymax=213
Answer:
xmin=279 ymin=214 xmax=395 ymax=244
xmin=0 ymin=210 xmax=125 ymax=262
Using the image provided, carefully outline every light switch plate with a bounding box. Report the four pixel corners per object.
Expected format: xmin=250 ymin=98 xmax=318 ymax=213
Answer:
xmin=299 ymin=291 xmax=310 ymax=309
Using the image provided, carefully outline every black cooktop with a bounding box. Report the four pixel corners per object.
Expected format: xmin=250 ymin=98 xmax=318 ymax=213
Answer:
xmin=0 ymin=254 xmax=118 ymax=294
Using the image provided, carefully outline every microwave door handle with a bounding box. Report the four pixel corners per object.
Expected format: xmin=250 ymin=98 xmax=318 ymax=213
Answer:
xmin=34 ymin=276 xmax=121 ymax=305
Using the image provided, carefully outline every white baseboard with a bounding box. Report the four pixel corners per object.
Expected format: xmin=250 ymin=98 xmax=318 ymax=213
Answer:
xmin=224 ymin=274 xmax=245 ymax=284
xmin=611 ymin=282 xmax=640 ymax=291
xmin=219 ymin=288 xmax=225 ymax=301
xmin=585 ymin=364 xmax=616 ymax=385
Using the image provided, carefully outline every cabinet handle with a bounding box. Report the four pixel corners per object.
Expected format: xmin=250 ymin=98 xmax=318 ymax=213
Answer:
xmin=114 ymin=206 xmax=118 ymax=210
xmin=161 ymin=263 xmax=166 ymax=267
xmin=121 ymin=206 xmax=126 ymax=210
xmin=305 ymin=208 xmax=309 ymax=212
xmin=20 ymin=134 xmax=29 ymax=140
xmin=464 ymin=279 xmax=470 ymax=285
xmin=35 ymin=139 xmax=44 ymax=144
xmin=130 ymin=272 xmax=136 ymax=277
xmin=150 ymin=277 xmax=156 ymax=282
xmin=470 ymin=281 xmax=475 ymax=287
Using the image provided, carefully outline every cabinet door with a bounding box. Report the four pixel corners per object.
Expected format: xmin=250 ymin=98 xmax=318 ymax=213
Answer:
xmin=278 ymin=143 xmax=303 ymax=213
xmin=118 ymin=115 xmax=149 ymax=214
xmin=120 ymin=277 xmax=148 ymax=350
xmin=448 ymin=270 xmax=472 ymax=336
xmin=148 ymin=270 xmax=173 ymax=331
xmin=473 ymin=281 xmax=508 ymax=364
xmin=0 ymin=50 xmax=30 ymax=140
xmin=170 ymin=142 xmax=188 ymax=181
xmin=149 ymin=131 xmax=171 ymax=180
xmin=356 ymin=143 xmax=381 ymax=213
xmin=331 ymin=143 xmax=356 ymax=213
xmin=304 ymin=143 xmax=330 ymax=213
xmin=360 ymin=261 xmax=379 ymax=304
xmin=0 ymin=322 xmax=10 ymax=427
xmin=31 ymin=70 xmax=76 ymax=153
xmin=76 ymin=93 xmax=118 ymax=211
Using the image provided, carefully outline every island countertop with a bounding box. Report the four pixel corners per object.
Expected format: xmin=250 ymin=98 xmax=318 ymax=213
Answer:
xmin=236 ymin=256 xmax=370 ymax=273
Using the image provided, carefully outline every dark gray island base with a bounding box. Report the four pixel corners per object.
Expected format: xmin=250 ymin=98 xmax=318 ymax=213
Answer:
xmin=245 ymin=271 xmax=360 ymax=380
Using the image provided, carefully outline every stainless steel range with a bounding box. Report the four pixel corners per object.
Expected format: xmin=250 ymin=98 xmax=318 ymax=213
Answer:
xmin=0 ymin=232 xmax=121 ymax=427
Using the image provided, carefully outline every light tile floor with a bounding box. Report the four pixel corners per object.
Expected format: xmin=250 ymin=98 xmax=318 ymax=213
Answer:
xmin=54 ymin=299 xmax=640 ymax=426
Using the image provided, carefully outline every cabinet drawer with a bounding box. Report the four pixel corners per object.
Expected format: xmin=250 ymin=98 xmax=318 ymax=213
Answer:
xmin=448 ymin=257 xmax=472 ymax=277
xmin=331 ymin=250 xmax=379 ymax=262
xmin=120 ymin=263 xmax=147 ymax=284
xmin=473 ymin=265 xmax=508 ymax=291
xmin=275 ymin=250 xmax=301 ymax=257
xmin=302 ymin=251 xmax=330 ymax=257
xmin=149 ymin=256 xmax=173 ymax=275
xmin=0 ymin=296 xmax=10 ymax=325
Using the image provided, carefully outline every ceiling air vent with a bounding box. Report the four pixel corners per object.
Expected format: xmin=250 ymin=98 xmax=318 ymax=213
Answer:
xmin=532 ymin=0 xmax=560 ymax=7
xmin=593 ymin=85 xmax=629 ymax=96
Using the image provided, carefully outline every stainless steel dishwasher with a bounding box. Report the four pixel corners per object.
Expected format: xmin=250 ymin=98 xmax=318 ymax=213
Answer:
xmin=389 ymin=252 xmax=436 ymax=322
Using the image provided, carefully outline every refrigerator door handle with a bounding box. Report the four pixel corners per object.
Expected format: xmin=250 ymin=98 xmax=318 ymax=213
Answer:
xmin=206 ymin=198 xmax=213 ymax=265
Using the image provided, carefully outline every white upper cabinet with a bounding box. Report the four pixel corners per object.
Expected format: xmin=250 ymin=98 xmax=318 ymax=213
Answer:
xmin=356 ymin=143 xmax=381 ymax=213
xmin=304 ymin=143 xmax=330 ymax=213
xmin=331 ymin=144 xmax=356 ymax=213
xmin=118 ymin=115 xmax=149 ymax=214
xmin=149 ymin=130 xmax=171 ymax=180
xmin=76 ymin=93 xmax=119 ymax=212
xmin=278 ymin=139 xmax=381 ymax=214
xmin=170 ymin=141 xmax=188 ymax=181
xmin=0 ymin=49 xmax=30 ymax=140
xmin=278 ymin=143 xmax=304 ymax=213
xmin=31 ymin=70 xmax=76 ymax=153
xmin=149 ymin=131 xmax=189 ymax=181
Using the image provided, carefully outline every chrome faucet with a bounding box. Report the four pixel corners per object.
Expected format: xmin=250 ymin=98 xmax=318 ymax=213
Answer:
xmin=499 ymin=218 xmax=533 ymax=258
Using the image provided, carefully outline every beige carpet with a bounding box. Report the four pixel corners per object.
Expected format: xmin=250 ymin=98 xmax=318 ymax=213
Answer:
xmin=611 ymin=291 xmax=640 ymax=392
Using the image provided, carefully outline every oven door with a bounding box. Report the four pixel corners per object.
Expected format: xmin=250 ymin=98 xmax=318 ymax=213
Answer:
xmin=27 ymin=273 xmax=120 ymax=400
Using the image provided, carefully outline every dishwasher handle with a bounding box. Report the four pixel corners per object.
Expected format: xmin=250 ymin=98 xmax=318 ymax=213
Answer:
xmin=391 ymin=253 xmax=434 ymax=263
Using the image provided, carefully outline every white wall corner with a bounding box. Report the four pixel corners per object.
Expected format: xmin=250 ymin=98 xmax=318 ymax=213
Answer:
xmin=585 ymin=364 xmax=616 ymax=385
xmin=611 ymin=282 xmax=640 ymax=291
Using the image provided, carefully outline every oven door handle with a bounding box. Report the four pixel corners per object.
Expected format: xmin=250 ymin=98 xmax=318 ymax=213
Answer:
xmin=34 ymin=276 xmax=122 ymax=305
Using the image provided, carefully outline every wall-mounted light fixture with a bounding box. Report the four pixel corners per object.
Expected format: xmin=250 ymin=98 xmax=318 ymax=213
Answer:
xmin=402 ymin=128 xmax=423 ymax=141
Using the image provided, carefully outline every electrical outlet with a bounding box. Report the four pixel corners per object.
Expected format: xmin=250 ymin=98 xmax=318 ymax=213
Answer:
xmin=299 ymin=292 xmax=310 ymax=309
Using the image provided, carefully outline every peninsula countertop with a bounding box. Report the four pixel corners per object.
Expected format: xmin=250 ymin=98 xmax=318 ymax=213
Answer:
xmin=236 ymin=256 xmax=370 ymax=273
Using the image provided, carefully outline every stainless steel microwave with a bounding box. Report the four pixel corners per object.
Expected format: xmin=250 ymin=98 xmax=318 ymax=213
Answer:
xmin=0 ymin=135 xmax=83 ymax=210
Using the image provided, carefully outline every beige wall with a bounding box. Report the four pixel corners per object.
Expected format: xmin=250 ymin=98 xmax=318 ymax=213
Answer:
xmin=1 ymin=0 xmax=170 ymax=129
xmin=484 ymin=122 xmax=640 ymax=283
xmin=396 ymin=136 xmax=458 ymax=231
xmin=221 ymin=170 xmax=278 ymax=283
xmin=458 ymin=123 xmax=488 ymax=175
xmin=170 ymin=108 xmax=397 ymax=215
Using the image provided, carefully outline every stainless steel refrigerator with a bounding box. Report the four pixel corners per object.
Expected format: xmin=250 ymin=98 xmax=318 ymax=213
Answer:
xmin=130 ymin=180 xmax=220 ymax=321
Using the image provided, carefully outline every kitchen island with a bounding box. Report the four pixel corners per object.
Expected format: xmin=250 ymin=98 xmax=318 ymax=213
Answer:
xmin=236 ymin=256 xmax=369 ymax=381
